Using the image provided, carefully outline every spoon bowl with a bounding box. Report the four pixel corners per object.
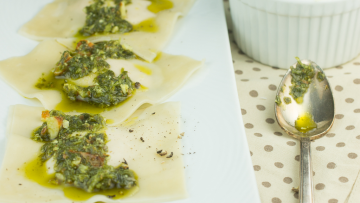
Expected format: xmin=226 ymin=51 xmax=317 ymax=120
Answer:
xmin=274 ymin=59 xmax=335 ymax=203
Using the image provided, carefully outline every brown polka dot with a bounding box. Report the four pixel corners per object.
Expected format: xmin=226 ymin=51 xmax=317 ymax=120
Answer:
xmin=262 ymin=182 xmax=271 ymax=188
xmin=241 ymin=79 xmax=249 ymax=82
xmin=335 ymin=66 xmax=343 ymax=69
xmin=245 ymin=60 xmax=253 ymax=63
xmin=339 ymin=176 xmax=349 ymax=183
xmin=253 ymin=67 xmax=261 ymax=71
xmin=264 ymin=145 xmax=273 ymax=152
xmin=313 ymin=171 xmax=316 ymax=176
xmin=316 ymin=146 xmax=325 ymax=151
xmin=335 ymin=85 xmax=343 ymax=91
xmin=326 ymin=133 xmax=335 ymax=138
xmin=274 ymin=162 xmax=284 ymax=168
xmin=328 ymin=199 xmax=338 ymax=203
xmin=235 ymin=70 xmax=243 ymax=75
xmin=294 ymin=192 xmax=299 ymax=199
xmin=279 ymin=74 xmax=284 ymax=77
xmin=266 ymin=118 xmax=275 ymax=124
xmin=272 ymin=197 xmax=282 ymax=203
xmin=336 ymin=142 xmax=345 ymax=147
xmin=356 ymin=135 xmax=360 ymax=139
xmin=328 ymin=76 xmax=333 ymax=78
xmin=327 ymin=162 xmax=336 ymax=169
xmin=274 ymin=132 xmax=283 ymax=136
xmin=256 ymin=105 xmax=265 ymax=111
xmin=283 ymin=177 xmax=293 ymax=184
xmin=245 ymin=123 xmax=254 ymax=129
xmin=250 ymin=151 xmax=253 ymax=156
xmin=260 ymin=77 xmax=268 ymax=79
xmin=249 ymin=90 xmax=258 ymax=97
xmin=346 ymin=125 xmax=355 ymax=130
xmin=269 ymin=84 xmax=277 ymax=91
xmin=287 ymin=141 xmax=296 ymax=146
xmin=241 ymin=109 xmax=247 ymax=115
xmin=232 ymin=60 xmax=235 ymax=63
xmin=272 ymin=66 xmax=280 ymax=70
xmin=315 ymin=183 xmax=325 ymax=190
xmin=354 ymin=78 xmax=360 ymax=84
xmin=345 ymin=72 xmax=351 ymax=74
xmin=253 ymin=165 xmax=261 ymax=171
xmin=354 ymin=62 xmax=360 ymax=65
xmin=295 ymin=155 xmax=300 ymax=161
xmin=335 ymin=114 xmax=344 ymax=119
xmin=254 ymin=133 xmax=262 ymax=137
xmin=346 ymin=98 xmax=354 ymax=103
xmin=354 ymin=109 xmax=360 ymax=113
xmin=348 ymin=153 xmax=358 ymax=159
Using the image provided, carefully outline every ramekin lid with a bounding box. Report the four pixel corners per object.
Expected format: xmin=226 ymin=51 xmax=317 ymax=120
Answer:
xmin=239 ymin=0 xmax=360 ymax=17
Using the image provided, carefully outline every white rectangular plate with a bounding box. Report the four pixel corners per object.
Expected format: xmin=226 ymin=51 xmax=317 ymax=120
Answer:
xmin=0 ymin=0 xmax=261 ymax=202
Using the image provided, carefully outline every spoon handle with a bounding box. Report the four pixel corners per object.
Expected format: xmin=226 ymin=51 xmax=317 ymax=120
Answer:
xmin=300 ymin=138 xmax=314 ymax=203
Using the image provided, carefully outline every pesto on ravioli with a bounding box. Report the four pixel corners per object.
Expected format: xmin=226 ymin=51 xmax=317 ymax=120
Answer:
xmin=19 ymin=0 xmax=195 ymax=62
xmin=32 ymin=110 xmax=137 ymax=193
xmin=79 ymin=0 xmax=133 ymax=37
xmin=35 ymin=40 xmax=140 ymax=108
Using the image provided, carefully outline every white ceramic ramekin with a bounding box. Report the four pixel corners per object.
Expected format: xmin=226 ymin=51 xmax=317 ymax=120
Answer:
xmin=229 ymin=0 xmax=360 ymax=69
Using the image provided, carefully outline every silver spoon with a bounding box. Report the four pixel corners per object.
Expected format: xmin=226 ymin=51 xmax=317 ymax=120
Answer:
xmin=274 ymin=59 xmax=335 ymax=203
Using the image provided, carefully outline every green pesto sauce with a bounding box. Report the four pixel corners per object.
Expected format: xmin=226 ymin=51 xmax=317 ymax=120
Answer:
xmin=63 ymin=69 xmax=139 ymax=108
xmin=55 ymin=90 xmax=133 ymax=114
xmin=23 ymin=156 xmax=138 ymax=201
xmin=284 ymin=97 xmax=292 ymax=104
xmin=317 ymin=72 xmax=325 ymax=82
xmin=34 ymin=72 xmax=138 ymax=114
xmin=280 ymin=85 xmax=285 ymax=93
xmin=76 ymin=0 xmax=175 ymax=37
xmin=275 ymin=95 xmax=282 ymax=106
xmin=54 ymin=40 xmax=135 ymax=80
xmin=30 ymin=110 xmax=138 ymax=196
xmin=289 ymin=57 xmax=315 ymax=104
xmin=35 ymin=40 xmax=140 ymax=109
xmin=79 ymin=0 xmax=132 ymax=37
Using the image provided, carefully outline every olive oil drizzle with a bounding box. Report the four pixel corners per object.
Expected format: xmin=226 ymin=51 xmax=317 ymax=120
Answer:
xmin=147 ymin=0 xmax=174 ymax=13
xmin=134 ymin=64 xmax=152 ymax=75
xmin=133 ymin=18 xmax=159 ymax=33
xmin=295 ymin=112 xmax=317 ymax=133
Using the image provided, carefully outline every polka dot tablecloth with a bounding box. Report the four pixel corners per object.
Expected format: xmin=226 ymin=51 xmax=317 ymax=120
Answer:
xmin=223 ymin=1 xmax=360 ymax=203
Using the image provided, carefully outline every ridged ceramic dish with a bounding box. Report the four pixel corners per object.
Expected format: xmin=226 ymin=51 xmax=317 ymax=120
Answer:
xmin=229 ymin=0 xmax=360 ymax=69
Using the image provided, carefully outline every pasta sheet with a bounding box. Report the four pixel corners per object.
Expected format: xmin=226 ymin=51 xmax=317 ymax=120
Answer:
xmin=19 ymin=0 xmax=195 ymax=62
xmin=0 ymin=102 xmax=186 ymax=203
xmin=0 ymin=40 xmax=203 ymax=125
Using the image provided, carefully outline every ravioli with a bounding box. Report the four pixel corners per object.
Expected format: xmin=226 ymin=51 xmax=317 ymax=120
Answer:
xmin=0 ymin=102 xmax=186 ymax=203
xmin=19 ymin=0 xmax=195 ymax=62
xmin=0 ymin=40 xmax=203 ymax=125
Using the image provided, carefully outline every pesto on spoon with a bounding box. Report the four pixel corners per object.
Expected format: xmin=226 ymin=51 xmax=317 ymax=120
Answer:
xmin=274 ymin=58 xmax=335 ymax=203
